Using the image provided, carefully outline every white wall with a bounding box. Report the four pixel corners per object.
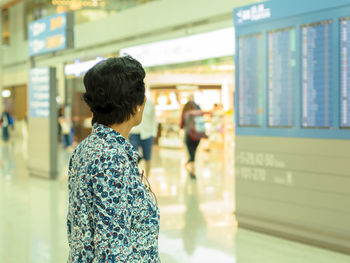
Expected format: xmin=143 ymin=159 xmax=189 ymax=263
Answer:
xmin=1 ymin=0 xmax=262 ymax=85
xmin=74 ymin=0 xmax=257 ymax=49
xmin=0 ymin=46 xmax=3 ymax=112
xmin=9 ymin=2 xmax=24 ymax=45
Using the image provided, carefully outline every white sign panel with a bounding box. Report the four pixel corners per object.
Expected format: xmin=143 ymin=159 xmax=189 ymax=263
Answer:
xmin=65 ymin=56 xmax=105 ymax=77
xmin=29 ymin=68 xmax=50 ymax=117
xmin=120 ymin=28 xmax=235 ymax=67
xmin=235 ymin=4 xmax=271 ymax=24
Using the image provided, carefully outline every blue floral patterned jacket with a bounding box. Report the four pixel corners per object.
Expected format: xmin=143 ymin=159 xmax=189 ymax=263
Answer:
xmin=67 ymin=123 xmax=160 ymax=262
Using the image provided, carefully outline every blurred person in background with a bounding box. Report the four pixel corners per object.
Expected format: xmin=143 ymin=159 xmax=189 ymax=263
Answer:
xmin=66 ymin=56 xmax=160 ymax=262
xmin=180 ymin=101 xmax=207 ymax=179
xmin=187 ymin=94 xmax=201 ymax=110
xmin=0 ymin=109 xmax=13 ymax=142
xmin=58 ymin=107 xmax=72 ymax=149
xmin=129 ymin=98 xmax=158 ymax=178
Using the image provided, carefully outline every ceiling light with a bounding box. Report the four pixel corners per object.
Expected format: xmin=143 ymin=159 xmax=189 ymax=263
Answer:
xmin=2 ymin=90 xmax=11 ymax=98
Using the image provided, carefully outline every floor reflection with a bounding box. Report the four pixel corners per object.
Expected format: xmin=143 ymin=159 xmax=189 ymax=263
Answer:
xmin=182 ymin=177 xmax=206 ymax=256
xmin=1 ymin=136 xmax=350 ymax=263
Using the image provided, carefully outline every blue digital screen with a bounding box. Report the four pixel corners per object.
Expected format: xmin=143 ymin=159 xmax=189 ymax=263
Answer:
xmin=301 ymin=20 xmax=333 ymax=128
xmin=234 ymin=0 xmax=350 ymax=139
xmin=28 ymin=13 xmax=71 ymax=56
xmin=29 ymin=68 xmax=50 ymax=118
xmin=268 ymin=28 xmax=296 ymax=127
xmin=340 ymin=17 xmax=350 ymax=128
xmin=238 ymin=34 xmax=263 ymax=126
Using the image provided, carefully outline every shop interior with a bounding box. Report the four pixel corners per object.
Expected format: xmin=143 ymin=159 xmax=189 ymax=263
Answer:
xmin=64 ymin=56 xmax=235 ymax=147
xmin=146 ymin=57 xmax=235 ymax=149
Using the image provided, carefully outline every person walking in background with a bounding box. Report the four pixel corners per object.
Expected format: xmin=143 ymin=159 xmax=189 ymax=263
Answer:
xmin=180 ymin=101 xmax=207 ymax=179
xmin=187 ymin=94 xmax=201 ymax=110
xmin=129 ymin=98 xmax=158 ymax=178
xmin=58 ymin=107 xmax=72 ymax=149
xmin=0 ymin=110 xmax=13 ymax=142
xmin=66 ymin=56 xmax=160 ymax=262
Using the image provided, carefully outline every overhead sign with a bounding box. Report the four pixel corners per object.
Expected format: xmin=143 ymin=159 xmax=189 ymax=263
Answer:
xmin=235 ymin=4 xmax=271 ymax=25
xmin=28 ymin=12 xmax=74 ymax=56
xmin=29 ymin=68 xmax=51 ymax=117
xmin=234 ymin=0 xmax=350 ymax=27
xmin=120 ymin=28 xmax=235 ymax=67
xmin=65 ymin=56 xmax=105 ymax=77
xmin=52 ymin=0 xmax=106 ymax=8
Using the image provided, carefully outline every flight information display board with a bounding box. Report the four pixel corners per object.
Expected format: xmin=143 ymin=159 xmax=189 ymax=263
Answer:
xmin=268 ymin=28 xmax=296 ymax=127
xmin=301 ymin=20 xmax=333 ymax=128
xmin=234 ymin=0 xmax=350 ymax=139
xmin=238 ymin=33 xmax=262 ymax=126
xmin=341 ymin=17 xmax=350 ymax=128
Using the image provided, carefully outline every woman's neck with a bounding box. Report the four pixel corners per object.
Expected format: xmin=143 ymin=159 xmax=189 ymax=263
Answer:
xmin=109 ymin=120 xmax=134 ymax=139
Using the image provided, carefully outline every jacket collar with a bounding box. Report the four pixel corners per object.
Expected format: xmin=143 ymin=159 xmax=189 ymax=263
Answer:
xmin=92 ymin=123 xmax=139 ymax=162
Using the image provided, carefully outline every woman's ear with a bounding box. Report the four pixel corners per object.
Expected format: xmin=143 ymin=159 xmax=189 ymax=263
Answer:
xmin=133 ymin=106 xmax=140 ymax=115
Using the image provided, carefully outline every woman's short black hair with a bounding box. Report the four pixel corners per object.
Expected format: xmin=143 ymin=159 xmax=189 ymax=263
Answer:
xmin=83 ymin=56 xmax=145 ymax=125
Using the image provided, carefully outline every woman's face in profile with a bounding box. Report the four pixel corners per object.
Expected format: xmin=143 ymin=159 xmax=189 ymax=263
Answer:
xmin=134 ymin=96 xmax=147 ymax=126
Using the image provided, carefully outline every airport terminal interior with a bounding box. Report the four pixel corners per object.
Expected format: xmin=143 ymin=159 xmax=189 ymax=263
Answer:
xmin=0 ymin=0 xmax=350 ymax=262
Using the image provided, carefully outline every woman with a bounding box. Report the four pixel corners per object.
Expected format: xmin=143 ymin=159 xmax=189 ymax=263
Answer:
xmin=0 ymin=110 xmax=13 ymax=142
xmin=129 ymin=99 xmax=158 ymax=178
xmin=58 ymin=108 xmax=72 ymax=149
xmin=180 ymin=101 xmax=202 ymax=178
xmin=67 ymin=56 xmax=160 ymax=262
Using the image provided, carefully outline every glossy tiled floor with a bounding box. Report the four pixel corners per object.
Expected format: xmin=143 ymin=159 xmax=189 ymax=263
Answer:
xmin=1 ymin=135 xmax=350 ymax=263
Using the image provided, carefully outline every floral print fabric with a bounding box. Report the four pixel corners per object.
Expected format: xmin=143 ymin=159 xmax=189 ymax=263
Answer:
xmin=67 ymin=123 xmax=160 ymax=262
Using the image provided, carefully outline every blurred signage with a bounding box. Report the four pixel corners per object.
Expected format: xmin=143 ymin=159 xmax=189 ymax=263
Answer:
xmin=28 ymin=12 xmax=74 ymax=56
xmin=29 ymin=68 xmax=51 ymax=117
xmin=52 ymin=0 xmax=106 ymax=9
xmin=176 ymin=85 xmax=198 ymax=91
xmin=120 ymin=28 xmax=235 ymax=67
xmin=235 ymin=4 xmax=271 ymax=24
xmin=234 ymin=0 xmax=350 ymax=27
xmin=65 ymin=56 xmax=105 ymax=77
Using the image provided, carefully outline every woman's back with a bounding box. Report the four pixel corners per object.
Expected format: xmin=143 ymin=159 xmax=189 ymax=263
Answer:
xmin=67 ymin=123 xmax=160 ymax=262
